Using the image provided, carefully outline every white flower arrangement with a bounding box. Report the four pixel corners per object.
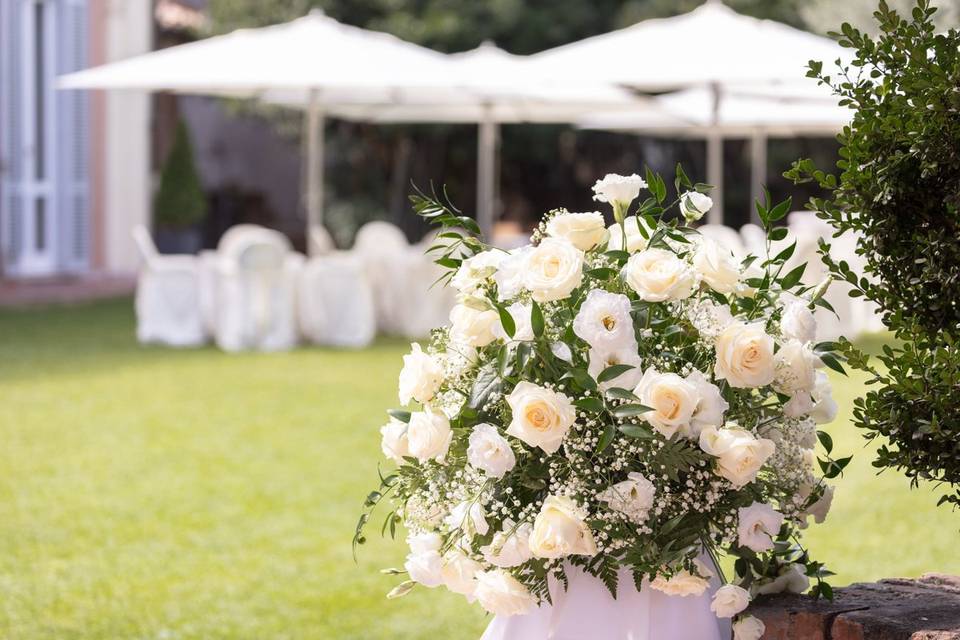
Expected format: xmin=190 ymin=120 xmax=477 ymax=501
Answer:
xmin=356 ymin=170 xmax=848 ymax=628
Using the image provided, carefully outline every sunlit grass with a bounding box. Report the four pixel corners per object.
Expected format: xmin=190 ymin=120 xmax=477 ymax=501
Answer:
xmin=0 ymin=299 xmax=956 ymax=639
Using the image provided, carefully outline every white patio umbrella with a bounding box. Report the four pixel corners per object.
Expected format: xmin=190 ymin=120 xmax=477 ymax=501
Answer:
xmin=530 ymin=0 xmax=850 ymax=222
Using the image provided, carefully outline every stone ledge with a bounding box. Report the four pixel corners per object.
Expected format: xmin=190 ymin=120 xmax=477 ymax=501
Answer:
xmin=748 ymin=574 xmax=960 ymax=640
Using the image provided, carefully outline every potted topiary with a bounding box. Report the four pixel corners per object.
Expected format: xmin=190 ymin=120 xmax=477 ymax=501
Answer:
xmin=154 ymin=120 xmax=207 ymax=254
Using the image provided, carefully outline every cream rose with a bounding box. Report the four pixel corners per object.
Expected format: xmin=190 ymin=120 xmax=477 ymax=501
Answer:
xmin=474 ymin=569 xmax=537 ymax=617
xmin=440 ymin=549 xmax=481 ymax=597
xmin=607 ymin=216 xmax=651 ymax=253
xmin=699 ymin=426 xmax=776 ymax=488
xmin=773 ymin=340 xmax=819 ymax=395
xmin=623 ymin=248 xmax=696 ymax=302
xmin=714 ymin=322 xmax=776 ymax=388
xmin=481 ymin=520 xmax=533 ymax=568
xmin=380 ymin=417 xmax=409 ymax=463
xmin=467 ymin=423 xmax=516 ymax=478
xmin=737 ymin=502 xmax=785 ymax=552
xmin=406 ymin=410 xmax=453 ymax=463
xmin=404 ymin=532 xmax=444 ymax=587
xmin=573 ymin=289 xmax=636 ymax=349
xmin=529 ymin=495 xmax=598 ymax=559
xmin=780 ymin=295 xmax=817 ymax=343
xmin=449 ymin=303 xmax=499 ymax=348
xmin=756 ymin=563 xmax=810 ymax=595
xmin=711 ymin=584 xmax=750 ymax=618
xmin=693 ymin=237 xmax=742 ymax=295
xmin=685 ymin=369 xmax=729 ymax=438
xmin=505 ymin=382 xmax=576 ymax=454
xmin=587 ymin=345 xmax=643 ymax=391
xmin=546 ymin=211 xmax=607 ymax=251
xmin=398 ymin=343 xmax=444 ymax=405
xmin=733 ymin=615 xmax=766 ymax=640
xmin=650 ymin=559 xmax=713 ymax=597
xmin=521 ymin=237 xmax=584 ymax=303
xmin=680 ymin=191 xmax=714 ymax=222
xmin=494 ymin=246 xmax=532 ymax=301
xmin=633 ymin=368 xmax=701 ymax=438
xmin=598 ymin=472 xmax=656 ymax=524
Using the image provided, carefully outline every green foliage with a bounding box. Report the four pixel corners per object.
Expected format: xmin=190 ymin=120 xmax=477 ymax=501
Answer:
xmin=786 ymin=0 xmax=960 ymax=508
xmin=153 ymin=121 xmax=207 ymax=229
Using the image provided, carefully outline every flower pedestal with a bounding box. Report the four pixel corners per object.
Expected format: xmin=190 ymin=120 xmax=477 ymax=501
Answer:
xmin=480 ymin=562 xmax=731 ymax=640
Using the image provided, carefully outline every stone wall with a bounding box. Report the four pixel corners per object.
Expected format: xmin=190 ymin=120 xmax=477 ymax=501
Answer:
xmin=749 ymin=574 xmax=960 ymax=639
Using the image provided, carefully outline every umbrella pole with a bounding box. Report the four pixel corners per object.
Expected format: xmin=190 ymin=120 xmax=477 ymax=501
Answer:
xmin=706 ymin=82 xmax=723 ymax=225
xmin=306 ymin=88 xmax=325 ymax=254
xmin=477 ymin=107 xmax=498 ymax=241
xmin=749 ymin=129 xmax=768 ymax=224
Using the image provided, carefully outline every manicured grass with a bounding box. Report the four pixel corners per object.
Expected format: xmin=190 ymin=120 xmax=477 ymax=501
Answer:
xmin=0 ymin=299 xmax=957 ymax=639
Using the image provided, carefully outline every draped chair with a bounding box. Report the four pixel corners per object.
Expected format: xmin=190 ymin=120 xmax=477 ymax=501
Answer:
xmin=297 ymin=251 xmax=376 ymax=348
xmin=353 ymin=221 xmax=410 ymax=335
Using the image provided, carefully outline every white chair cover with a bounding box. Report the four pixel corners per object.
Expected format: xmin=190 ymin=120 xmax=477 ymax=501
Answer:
xmin=310 ymin=225 xmax=336 ymax=256
xmin=197 ymin=250 xmax=220 ymax=337
xmin=132 ymin=225 xmax=206 ymax=347
xmin=739 ymin=223 xmax=767 ymax=258
xmin=297 ymin=252 xmax=376 ymax=348
xmin=394 ymin=250 xmax=457 ymax=339
xmin=353 ymin=221 xmax=411 ymax=335
xmin=698 ymin=223 xmax=747 ymax=258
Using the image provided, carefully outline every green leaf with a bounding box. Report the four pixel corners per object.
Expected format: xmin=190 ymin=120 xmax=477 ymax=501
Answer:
xmin=817 ymin=430 xmax=834 ymax=454
xmin=568 ymin=368 xmax=598 ymax=391
xmin=619 ymin=424 xmax=655 ymax=439
xmin=769 ymin=196 xmax=793 ymax=221
xmin=496 ymin=305 xmax=516 ymax=338
xmin=586 ymin=267 xmax=617 ymax=280
xmin=387 ymin=409 xmax=411 ymax=423
xmin=574 ymin=397 xmax=605 ymax=413
xmin=611 ymin=403 xmax=654 ymax=418
xmin=597 ymin=364 xmax=636 ymax=384
xmin=470 ymin=365 xmax=502 ymax=409
xmin=596 ymin=423 xmax=616 ymax=453
xmin=779 ymin=263 xmax=806 ymax=289
xmin=769 ymin=227 xmax=789 ymax=242
xmin=605 ymin=387 xmax=639 ymax=402
xmin=818 ymin=352 xmax=847 ymax=376
xmin=531 ymin=301 xmax=545 ymax=337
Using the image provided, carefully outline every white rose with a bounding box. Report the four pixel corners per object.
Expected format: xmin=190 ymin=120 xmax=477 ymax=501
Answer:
xmin=398 ymin=343 xmax=444 ymax=405
xmin=711 ymin=584 xmax=750 ymax=618
xmin=733 ymin=615 xmax=766 ymax=640
xmin=404 ymin=532 xmax=444 ymax=587
xmin=444 ymin=500 xmax=489 ymax=536
xmin=505 ymin=382 xmax=576 ymax=454
xmin=773 ymin=340 xmax=819 ymax=395
xmin=449 ymin=303 xmax=499 ymax=348
xmin=481 ymin=521 xmax=533 ymax=568
xmin=623 ymin=248 xmax=696 ymax=302
xmin=495 ymin=246 xmax=532 ymax=301
xmin=467 ymin=423 xmax=516 ymax=478
xmin=693 ymin=237 xmax=741 ymax=295
xmin=783 ymin=391 xmax=815 ymax=418
xmin=474 ymin=569 xmax=537 ymax=617
xmin=780 ymin=295 xmax=817 ymax=343
xmin=587 ymin=344 xmax=643 ymax=391
xmin=492 ymin=302 xmax=534 ymax=342
xmin=529 ymin=495 xmax=598 ymax=559
xmin=451 ymin=249 xmax=506 ymax=294
xmin=598 ymin=472 xmax=656 ymax=524
xmin=737 ymin=502 xmax=785 ymax=552
xmin=592 ymin=173 xmax=647 ymax=212
xmin=650 ymin=559 xmax=713 ymax=597
xmin=546 ymin=211 xmax=607 ymax=251
xmin=440 ymin=549 xmax=482 ymax=597
xmin=407 ymin=531 xmax=443 ymax=554
xmin=699 ymin=426 xmax=776 ymax=488
xmin=407 ymin=410 xmax=453 ymax=463
xmin=685 ymin=369 xmax=729 ymax=439
xmin=522 ymin=238 xmax=584 ymax=303
xmin=607 ymin=216 xmax=651 ymax=253
xmin=633 ymin=368 xmax=701 ymax=438
xmin=380 ymin=417 xmax=410 ymax=462
xmin=573 ymin=289 xmax=636 ymax=350
xmin=714 ymin=322 xmax=776 ymax=388
xmin=810 ymin=371 xmax=838 ymax=424
xmin=756 ymin=563 xmax=810 ymax=595
xmin=680 ymin=191 xmax=713 ymax=222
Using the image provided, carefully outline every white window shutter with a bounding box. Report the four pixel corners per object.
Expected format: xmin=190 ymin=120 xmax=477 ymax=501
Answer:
xmin=0 ymin=0 xmax=24 ymax=274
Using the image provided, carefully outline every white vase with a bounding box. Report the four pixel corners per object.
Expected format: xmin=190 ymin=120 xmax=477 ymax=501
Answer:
xmin=480 ymin=559 xmax=731 ymax=640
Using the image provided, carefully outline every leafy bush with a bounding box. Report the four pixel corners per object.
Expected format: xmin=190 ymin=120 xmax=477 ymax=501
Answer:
xmin=154 ymin=121 xmax=207 ymax=229
xmin=787 ymin=0 xmax=960 ymax=507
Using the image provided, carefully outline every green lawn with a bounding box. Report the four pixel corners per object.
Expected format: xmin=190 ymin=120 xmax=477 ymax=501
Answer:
xmin=0 ymin=299 xmax=957 ymax=639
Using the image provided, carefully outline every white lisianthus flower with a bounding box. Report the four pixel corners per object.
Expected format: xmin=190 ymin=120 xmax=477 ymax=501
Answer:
xmin=445 ymin=500 xmax=489 ymax=536
xmin=756 ymin=563 xmax=811 ymax=595
xmin=495 ymin=246 xmax=532 ymax=301
xmin=587 ymin=345 xmax=643 ymax=391
xmin=467 ymin=423 xmax=516 ymax=478
xmin=710 ymin=584 xmax=750 ymax=618
xmin=773 ymin=340 xmax=820 ymax=395
xmin=481 ymin=520 xmax=533 ymax=568
xmin=598 ymin=472 xmax=656 ymax=524
xmin=474 ymin=569 xmax=537 ymax=617
xmin=404 ymin=532 xmax=444 ymax=587
xmin=380 ymin=417 xmax=409 ymax=463
xmin=685 ymin=369 xmax=729 ymax=438
xmin=810 ymin=371 xmax=838 ymax=424
xmin=440 ymin=549 xmax=482 ymax=598
xmin=680 ymin=191 xmax=713 ymax=222
xmin=650 ymin=559 xmax=713 ymax=597
xmin=451 ymin=249 xmax=506 ymax=294
xmin=802 ymin=484 xmax=834 ymax=524
xmin=449 ymin=303 xmax=499 ymax=348
xmin=573 ymin=289 xmax=636 ymax=350
xmin=505 ymin=382 xmax=576 ymax=454
xmin=607 ymin=216 xmax=652 ymax=253
xmin=693 ymin=237 xmax=742 ymax=295
xmin=733 ymin=615 xmax=766 ymax=640
xmin=633 ymin=368 xmax=701 ymax=438
xmin=522 ymin=238 xmax=584 ymax=303
xmin=492 ymin=301 xmax=534 ymax=342
xmin=398 ymin=343 xmax=444 ymax=405
xmin=780 ymin=295 xmax=817 ymax=343
xmin=545 ymin=211 xmax=607 ymax=251
xmin=592 ymin=173 xmax=647 ymax=216
xmin=529 ymin=495 xmax=598 ymax=559
xmin=714 ymin=322 xmax=776 ymax=388
xmin=699 ymin=426 xmax=776 ymax=488
xmin=407 ymin=410 xmax=453 ymax=463
xmin=737 ymin=502 xmax=785 ymax=552
xmin=623 ymin=248 xmax=696 ymax=302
